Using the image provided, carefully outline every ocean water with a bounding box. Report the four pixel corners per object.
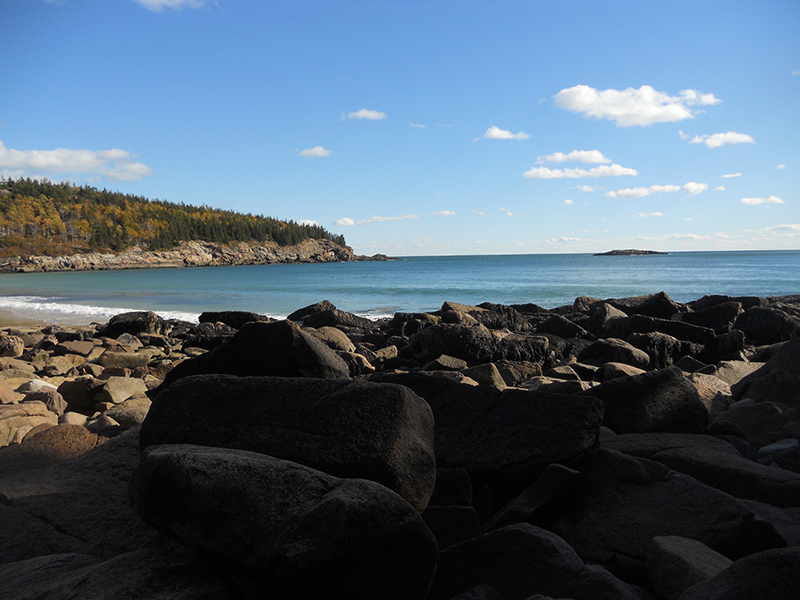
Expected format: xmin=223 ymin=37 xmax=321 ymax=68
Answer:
xmin=0 ymin=250 xmax=798 ymax=325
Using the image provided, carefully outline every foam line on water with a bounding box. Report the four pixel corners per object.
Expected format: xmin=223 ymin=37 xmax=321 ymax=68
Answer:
xmin=0 ymin=295 xmax=201 ymax=324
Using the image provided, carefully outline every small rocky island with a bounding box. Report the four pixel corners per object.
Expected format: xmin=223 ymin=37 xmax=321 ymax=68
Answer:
xmin=594 ymin=249 xmax=668 ymax=256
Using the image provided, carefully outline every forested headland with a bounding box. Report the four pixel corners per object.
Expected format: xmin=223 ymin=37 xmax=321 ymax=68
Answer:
xmin=0 ymin=177 xmax=347 ymax=258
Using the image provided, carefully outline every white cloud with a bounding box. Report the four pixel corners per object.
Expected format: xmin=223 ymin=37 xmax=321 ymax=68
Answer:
xmin=537 ymin=150 xmax=611 ymax=164
xmin=686 ymin=131 xmax=755 ymax=148
xmin=499 ymin=208 xmax=515 ymax=216
xmin=476 ymin=126 xmax=530 ymax=141
xmin=133 ymin=0 xmax=204 ymax=11
xmin=634 ymin=212 xmax=665 ymax=219
xmin=0 ymin=140 xmax=153 ymax=181
xmin=683 ymin=182 xmax=708 ymax=195
xmin=777 ymin=164 xmax=786 ymax=169
xmin=471 ymin=209 xmax=485 ymax=216
xmin=605 ymin=184 xmax=681 ymax=199
xmin=722 ymin=173 xmax=741 ymax=178
xmin=574 ymin=185 xmax=595 ymax=192
xmin=553 ymin=85 xmax=720 ymax=127
xmin=345 ymin=109 xmax=387 ymax=120
xmin=713 ymin=185 xmax=725 ymax=191
xmin=605 ymin=182 xmax=707 ymax=199
xmin=409 ymin=123 xmax=426 ymax=128
xmin=432 ymin=210 xmax=456 ymax=216
xmin=298 ymin=146 xmax=331 ymax=158
xmin=741 ymin=196 xmax=784 ymax=205
xmin=524 ymin=164 xmax=637 ymax=179
xmin=564 ymin=199 xmax=574 ymax=205
xmin=336 ymin=214 xmax=419 ymax=226
xmin=297 ymin=219 xmax=319 ymax=226
xmin=546 ymin=237 xmax=589 ymax=243
xmin=762 ymin=224 xmax=800 ymax=234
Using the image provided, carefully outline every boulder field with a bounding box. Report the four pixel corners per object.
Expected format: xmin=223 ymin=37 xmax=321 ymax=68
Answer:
xmin=1 ymin=291 xmax=799 ymax=599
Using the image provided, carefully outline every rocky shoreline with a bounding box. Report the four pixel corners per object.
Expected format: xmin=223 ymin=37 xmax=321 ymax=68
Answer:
xmin=1 ymin=292 xmax=799 ymax=599
xmin=0 ymin=238 xmax=394 ymax=273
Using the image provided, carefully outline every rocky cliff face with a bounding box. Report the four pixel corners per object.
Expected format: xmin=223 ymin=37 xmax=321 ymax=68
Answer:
xmin=0 ymin=239 xmax=381 ymax=273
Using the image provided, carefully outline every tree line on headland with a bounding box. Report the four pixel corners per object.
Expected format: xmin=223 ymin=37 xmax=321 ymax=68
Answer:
xmin=0 ymin=177 xmax=347 ymax=258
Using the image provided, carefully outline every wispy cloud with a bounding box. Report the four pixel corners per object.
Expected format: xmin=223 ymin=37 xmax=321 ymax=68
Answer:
xmin=573 ymin=185 xmax=595 ymax=192
xmin=335 ymin=214 xmax=419 ymax=226
xmin=722 ymin=173 xmax=742 ymax=178
xmin=499 ymin=207 xmax=515 ymax=216
xmin=342 ymin=108 xmax=387 ymax=121
xmin=606 ymin=182 xmax=707 ymax=199
xmin=474 ymin=126 xmax=530 ymax=141
xmin=0 ymin=140 xmax=153 ymax=181
xmin=741 ymin=196 xmax=784 ymax=205
xmin=554 ymin=85 xmax=720 ymax=127
xmin=762 ymin=224 xmax=800 ymax=235
xmin=713 ymin=185 xmax=725 ymax=191
xmin=634 ymin=212 xmax=665 ymax=219
xmin=681 ymin=130 xmax=755 ymax=148
xmin=409 ymin=123 xmax=426 ymax=128
xmin=471 ymin=209 xmax=485 ymax=216
xmin=133 ymin=0 xmax=204 ymax=11
xmin=564 ymin=199 xmax=574 ymax=205
xmin=298 ymin=146 xmax=331 ymax=158
xmin=525 ymin=164 xmax=637 ymax=179
xmin=777 ymin=164 xmax=786 ymax=169
xmin=537 ymin=150 xmax=611 ymax=164
xmin=432 ymin=210 xmax=456 ymax=216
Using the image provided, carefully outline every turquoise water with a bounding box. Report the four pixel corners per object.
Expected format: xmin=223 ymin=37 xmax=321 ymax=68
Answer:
xmin=0 ymin=250 xmax=798 ymax=324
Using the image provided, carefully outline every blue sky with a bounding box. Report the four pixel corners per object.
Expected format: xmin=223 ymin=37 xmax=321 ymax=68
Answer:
xmin=1 ymin=0 xmax=798 ymax=256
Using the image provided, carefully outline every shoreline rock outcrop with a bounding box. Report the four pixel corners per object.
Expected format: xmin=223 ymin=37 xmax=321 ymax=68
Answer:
xmin=0 ymin=238 xmax=394 ymax=273
xmin=1 ymin=291 xmax=799 ymax=599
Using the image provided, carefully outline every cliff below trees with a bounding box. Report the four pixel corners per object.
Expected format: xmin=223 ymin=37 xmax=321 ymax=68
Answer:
xmin=0 ymin=238 xmax=392 ymax=273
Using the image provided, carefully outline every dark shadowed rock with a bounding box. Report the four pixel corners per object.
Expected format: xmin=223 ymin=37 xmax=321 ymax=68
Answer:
xmin=678 ymin=301 xmax=743 ymax=334
xmin=678 ymin=547 xmax=800 ymax=600
xmin=577 ymin=338 xmax=650 ymax=369
xmin=604 ymin=432 xmax=800 ymax=508
xmin=151 ymin=320 xmax=349 ymax=396
xmin=535 ymin=315 xmax=588 ymax=339
xmin=0 ymin=428 xmax=178 ymax=564
xmin=0 ymin=548 xmax=233 ymax=600
xmin=129 ymin=444 xmax=438 ymax=600
xmin=482 ymin=463 xmax=582 ymax=532
xmin=99 ymin=311 xmax=166 ymax=338
xmin=578 ymin=366 xmax=708 ymax=434
xmin=198 ymin=310 xmax=272 ymax=329
xmin=731 ymin=337 xmax=800 ymax=408
xmin=286 ymin=299 xmax=337 ymax=321
xmin=646 ymin=536 xmax=733 ymax=600
xmin=733 ymin=304 xmax=800 ymax=345
xmin=422 ymin=505 xmax=482 ymax=550
xmin=605 ymin=315 xmax=716 ymax=345
xmin=141 ymin=374 xmax=435 ymax=511
xmin=429 ymin=523 xmax=640 ymax=600
xmin=536 ymin=449 xmax=786 ymax=584
xmin=606 ymin=292 xmax=683 ymax=320
xmin=371 ymin=371 xmax=603 ymax=476
xmin=410 ymin=324 xmax=550 ymax=368
xmin=182 ymin=320 xmax=237 ymax=350
xmin=628 ymin=331 xmax=702 ymax=370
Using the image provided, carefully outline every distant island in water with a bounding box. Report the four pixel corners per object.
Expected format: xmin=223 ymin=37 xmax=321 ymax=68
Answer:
xmin=593 ymin=249 xmax=668 ymax=256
